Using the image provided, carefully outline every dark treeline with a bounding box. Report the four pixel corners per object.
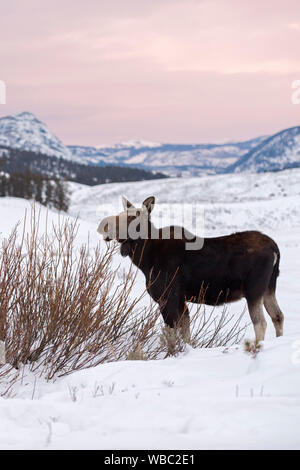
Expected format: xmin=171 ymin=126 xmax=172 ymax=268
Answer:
xmin=0 ymin=167 xmax=69 ymax=212
xmin=0 ymin=146 xmax=167 ymax=185
xmin=0 ymin=146 xmax=167 ymax=213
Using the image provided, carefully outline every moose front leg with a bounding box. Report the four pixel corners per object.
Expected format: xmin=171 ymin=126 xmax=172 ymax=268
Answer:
xmin=159 ymin=294 xmax=191 ymax=344
xmin=180 ymin=306 xmax=191 ymax=344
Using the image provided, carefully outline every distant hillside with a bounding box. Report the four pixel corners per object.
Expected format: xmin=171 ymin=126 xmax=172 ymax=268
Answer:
xmin=68 ymin=137 xmax=266 ymax=177
xmin=0 ymin=111 xmax=72 ymax=159
xmin=226 ymin=126 xmax=300 ymax=173
xmin=0 ymin=111 xmax=267 ymax=177
xmin=0 ymin=146 xmax=167 ymax=186
xmin=1 ymin=111 xmax=299 ymax=177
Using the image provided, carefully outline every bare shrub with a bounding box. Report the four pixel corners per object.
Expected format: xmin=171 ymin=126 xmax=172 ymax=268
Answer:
xmin=0 ymin=207 xmax=160 ymax=380
xmin=190 ymin=304 xmax=247 ymax=349
xmin=0 ymin=205 xmax=247 ymax=390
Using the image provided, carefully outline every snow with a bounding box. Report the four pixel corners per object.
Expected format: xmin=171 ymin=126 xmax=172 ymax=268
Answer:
xmin=1 ymin=336 xmax=299 ymax=450
xmin=0 ymin=112 xmax=72 ymax=160
xmin=69 ymin=136 xmax=266 ymax=177
xmin=231 ymin=126 xmax=300 ymax=173
xmin=68 ymin=168 xmax=300 ymax=234
xmin=0 ymin=168 xmax=300 ymax=449
xmin=96 ymin=140 xmax=162 ymax=150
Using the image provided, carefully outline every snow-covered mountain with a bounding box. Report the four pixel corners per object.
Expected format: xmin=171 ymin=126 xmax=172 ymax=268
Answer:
xmin=228 ymin=126 xmax=300 ymax=173
xmin=1 ymin=111 xmax=265 ymax=176
xmin=0 ymin=111 xmax=72 ymax=160
xmin=68 ymin=137 xmax=266 ymax=177
xmin=97 ymin=139 xmax=162 ymax=150
xmin=1 ymin=111 xmax=300 ymax=177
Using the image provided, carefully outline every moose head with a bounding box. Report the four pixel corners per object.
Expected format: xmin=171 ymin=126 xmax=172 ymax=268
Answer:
xmin=97 ymin=196 xmax=155 ymax=244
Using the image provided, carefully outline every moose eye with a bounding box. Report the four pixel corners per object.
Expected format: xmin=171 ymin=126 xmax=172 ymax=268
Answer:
xmin=135 ymin=210 xmax=141 ymax=217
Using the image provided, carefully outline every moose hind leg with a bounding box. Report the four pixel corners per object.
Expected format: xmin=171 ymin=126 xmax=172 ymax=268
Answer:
xmin=264 ymin=293 xmax=284 ymax=337
xmin=247 ymin=297 xmax=267 ymax=342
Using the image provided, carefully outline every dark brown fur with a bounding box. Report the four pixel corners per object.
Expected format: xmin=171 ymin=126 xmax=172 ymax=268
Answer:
xmin=100 ymin=198 xmax=284 ymax=342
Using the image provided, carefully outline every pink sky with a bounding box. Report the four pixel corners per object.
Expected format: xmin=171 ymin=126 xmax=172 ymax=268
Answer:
xmin=1 ymin=0 xmax=300 ymax=145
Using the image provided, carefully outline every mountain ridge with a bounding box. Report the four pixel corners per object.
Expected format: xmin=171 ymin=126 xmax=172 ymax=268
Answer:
xmin=226 ymin=126 xmax=300 ymax=173
xmin=0 ymin=111 xmax=73 ymax=160
xmin=0 ymin=111 xmax=299 ymax=176
xmin=68 ymin=136 xmax=267 ymax=176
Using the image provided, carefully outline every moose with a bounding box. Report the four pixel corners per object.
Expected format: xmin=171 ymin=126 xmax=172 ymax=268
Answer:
xmin=98 ymin=196 xmax=284 ymax=344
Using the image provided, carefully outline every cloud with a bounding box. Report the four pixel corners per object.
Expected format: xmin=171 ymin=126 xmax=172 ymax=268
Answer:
xmin=1 ymin=0 xmax=300 ymax=144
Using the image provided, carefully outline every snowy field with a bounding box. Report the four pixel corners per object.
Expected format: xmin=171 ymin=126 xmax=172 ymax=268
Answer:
xmin=0 ymin=168 xmax=300 ymax=449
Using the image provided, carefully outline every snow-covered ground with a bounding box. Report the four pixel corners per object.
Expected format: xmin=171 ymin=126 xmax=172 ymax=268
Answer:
xmin=0 ymin=169 xmax=300 ymax=449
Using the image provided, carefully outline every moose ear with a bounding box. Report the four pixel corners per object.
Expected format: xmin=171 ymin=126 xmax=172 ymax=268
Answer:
xmin=142 ymin=196 xmax=155 ymax=213
xmin=122 ymin=196 xmax=134 ymax=210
